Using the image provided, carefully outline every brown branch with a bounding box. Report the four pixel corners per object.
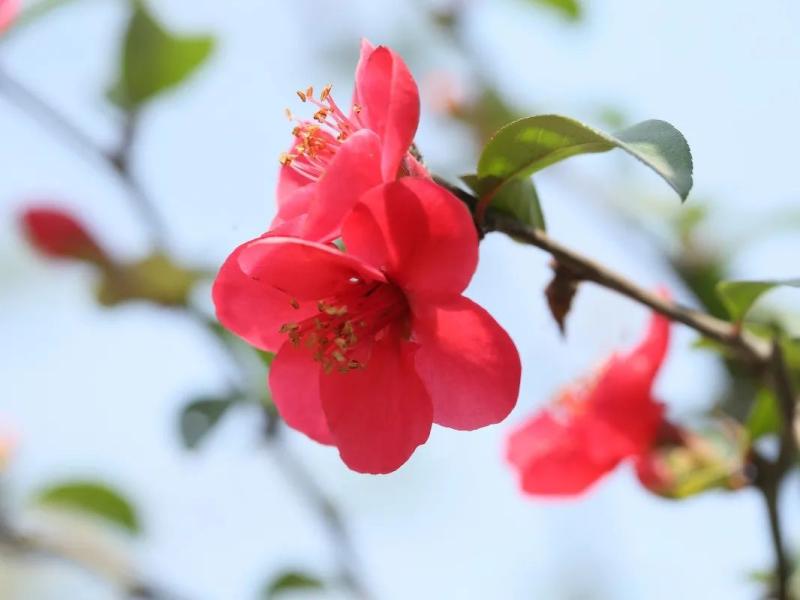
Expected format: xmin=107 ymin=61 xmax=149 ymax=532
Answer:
xmin=481 ymin=208 xmax=772 ymax=363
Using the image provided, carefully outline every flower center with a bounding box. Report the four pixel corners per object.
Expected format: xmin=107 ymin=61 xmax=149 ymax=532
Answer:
xmin=279 ymin=278 xmax=408 ymax=374
xmin=279 ymin=84 xmax=363 ymax=182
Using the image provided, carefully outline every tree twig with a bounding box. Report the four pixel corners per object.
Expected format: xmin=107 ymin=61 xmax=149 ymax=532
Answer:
xmin=480 ymin=207 xmax=772 ymax=363
xmin=0 ymin=66 xmax=168 ymax=249
xmin=0 ymin=516 xmax=183 ymax=600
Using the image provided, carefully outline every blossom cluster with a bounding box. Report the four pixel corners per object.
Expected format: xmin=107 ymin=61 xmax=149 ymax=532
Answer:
xmin=213 ymin=41 xmax=521 ymax=473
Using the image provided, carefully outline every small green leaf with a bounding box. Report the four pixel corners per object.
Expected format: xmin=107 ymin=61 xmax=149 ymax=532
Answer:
xmin=179 ymin=396 xmax=236 ymax=450
xmin=263 ymin=571 xmax=324 ymax=599
xmin=715 ymin=279 xmax=800 ymax=322
xmin=477 ymin=115 xmax=693 ymax=202
xmin=524 ymin=0 xmax=582 ymax=21
xmin=461 ymin=174 xmax=545 ymax=231
xmin=34 ymin=481 xmax=139 ymax=534
xmin=109 ymin=1 xmax=215 ymax=107
xmin=746 ymin=388 xmax=782 ymax=441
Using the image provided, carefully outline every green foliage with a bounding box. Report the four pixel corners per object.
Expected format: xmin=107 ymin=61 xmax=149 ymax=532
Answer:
xmin=33 ymin=481 xmax=140 ymax=534
xmin=461 ymin=174 xmax=546 ymax=231
xmin=715 ymin=279 xmax=800 ymax=323
xmin=263 ymin=571 xmax=324 ymax=598
xmin=746 ymin=388 xmax=782 ymax=441
xmin=524 ymin=0 xmax=582 ymax=21
xmin=108 ymin=0 xmax=215 ymax=108
xmin=477 ymin=115 xmax=693 ymax=203
xmin=96 ymin=253 xmax=203 ymax=307
xmin=179 ymin=396 xmax=239 ymax=450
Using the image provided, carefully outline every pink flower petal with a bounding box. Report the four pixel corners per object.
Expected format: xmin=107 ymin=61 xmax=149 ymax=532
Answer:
xmin=354 ymin=45 xmax=420 ymax=180
xmin=506 ymin=411 xmax=621 ymax=496
xmin=342 ymin=178 xmax=478 ymax=295
xmin=237 ymin=236 xmax=386 ymax=301
xmin=212 ymin=239 xmax=318 ymax=352
xmin=301 ymin=129 xmax=383 ymax=242
xmin=412 ymin=295 xmax=520 ymax=430
xmin=269 ymin=341 xmax=334 ymax=445
xmin=320 ymin=336 xmax=432 ymax=473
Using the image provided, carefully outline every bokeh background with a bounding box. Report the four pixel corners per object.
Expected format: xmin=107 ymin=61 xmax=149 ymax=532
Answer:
xmin=3 ymin=1 xmax=800 ymax=598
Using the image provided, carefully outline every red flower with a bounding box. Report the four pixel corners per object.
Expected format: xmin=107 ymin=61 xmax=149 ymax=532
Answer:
xmin=0 ymin=0 xmax=19 ymax=33
xmin=506 ymin=311 xmax=670 ymax=496
xmin=214 ymin=178 xmax=520 ymax=473
xmin=272 ymin=40 xmax=426 ymax=242
xmin=21 ymin=206 xmax=108 ymax=264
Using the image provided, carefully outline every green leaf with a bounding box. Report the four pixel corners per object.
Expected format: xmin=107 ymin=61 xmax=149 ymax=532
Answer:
xmin=746 ymin=388 xmax=781 ymax=441
xmin=34 ymin=481 xmax=139 ymax=534
xmin=461 ymin=174 xmax=545 ymax=231
xmin=715 ymin=279 xmax=800 ymax=322
xmin=525 ymin=0 xmax=582 ymax=21
xmin=477 ymin=115 xmax=693 ymax=202
xmin=109 ymin=1 xmax=215 ymax=107
xmin=179 ymin=396 xmax=236 ymax=450
xmin=263 ymin=571 xmax=324 ymax=599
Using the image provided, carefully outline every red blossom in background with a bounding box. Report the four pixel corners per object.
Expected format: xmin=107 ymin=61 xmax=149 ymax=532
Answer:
xmin=214 ymin=178 xmax=520 ymax=473
xmin=506 ymin=310 xmax=670 ymax=496
xmin=272 ymin=40 xmax=425 ymax=242
xmin=0 ymin=0 xmax=19 ymax=33
xmin=21 ymin=206 xmax=108 ymax=264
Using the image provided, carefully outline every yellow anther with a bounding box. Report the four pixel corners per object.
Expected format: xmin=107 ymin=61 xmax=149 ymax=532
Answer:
xmin=285 ymin=108 xmax=293 ymax=120
xmin=320 ymin=84 xmax=332 ymax=102
xmin=306 ymin=86 xmax=314 ymax=98
xmin=279 ymin=153 xmax=293 ymax=166
xmin=296 ymin=90 xmax=307 ymax=102
xmin=332 ymin=350 xmax=346 ymax=363
xmin=313 ymin=108 xmax=329 ymax=122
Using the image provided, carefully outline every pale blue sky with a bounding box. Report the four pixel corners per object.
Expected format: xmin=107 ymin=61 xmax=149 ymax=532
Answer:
xmin=2 ymin=1 xmax=800 ymax=598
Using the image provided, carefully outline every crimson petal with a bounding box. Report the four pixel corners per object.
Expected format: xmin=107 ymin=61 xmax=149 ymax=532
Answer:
xmin=320 ymin=336 xmax=432 ymax=474
xmin=342 ymin=178 xmax=478 ymax=296
xmin=412 ymin=295 xmax=520 ymax=430
xmin=269 ymin=342 xmax=334 ymax=445
xmin=212 ymin=240 xmax=317 ymax=352
xmin=354 ymin=45 xmax=420 ymax=180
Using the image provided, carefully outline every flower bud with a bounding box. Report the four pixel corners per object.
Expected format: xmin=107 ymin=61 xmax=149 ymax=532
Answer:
xmin=636 ymin=420 xmax=750 ymax=499
xmin=21 ymin=206 xmax=108 ymax=264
